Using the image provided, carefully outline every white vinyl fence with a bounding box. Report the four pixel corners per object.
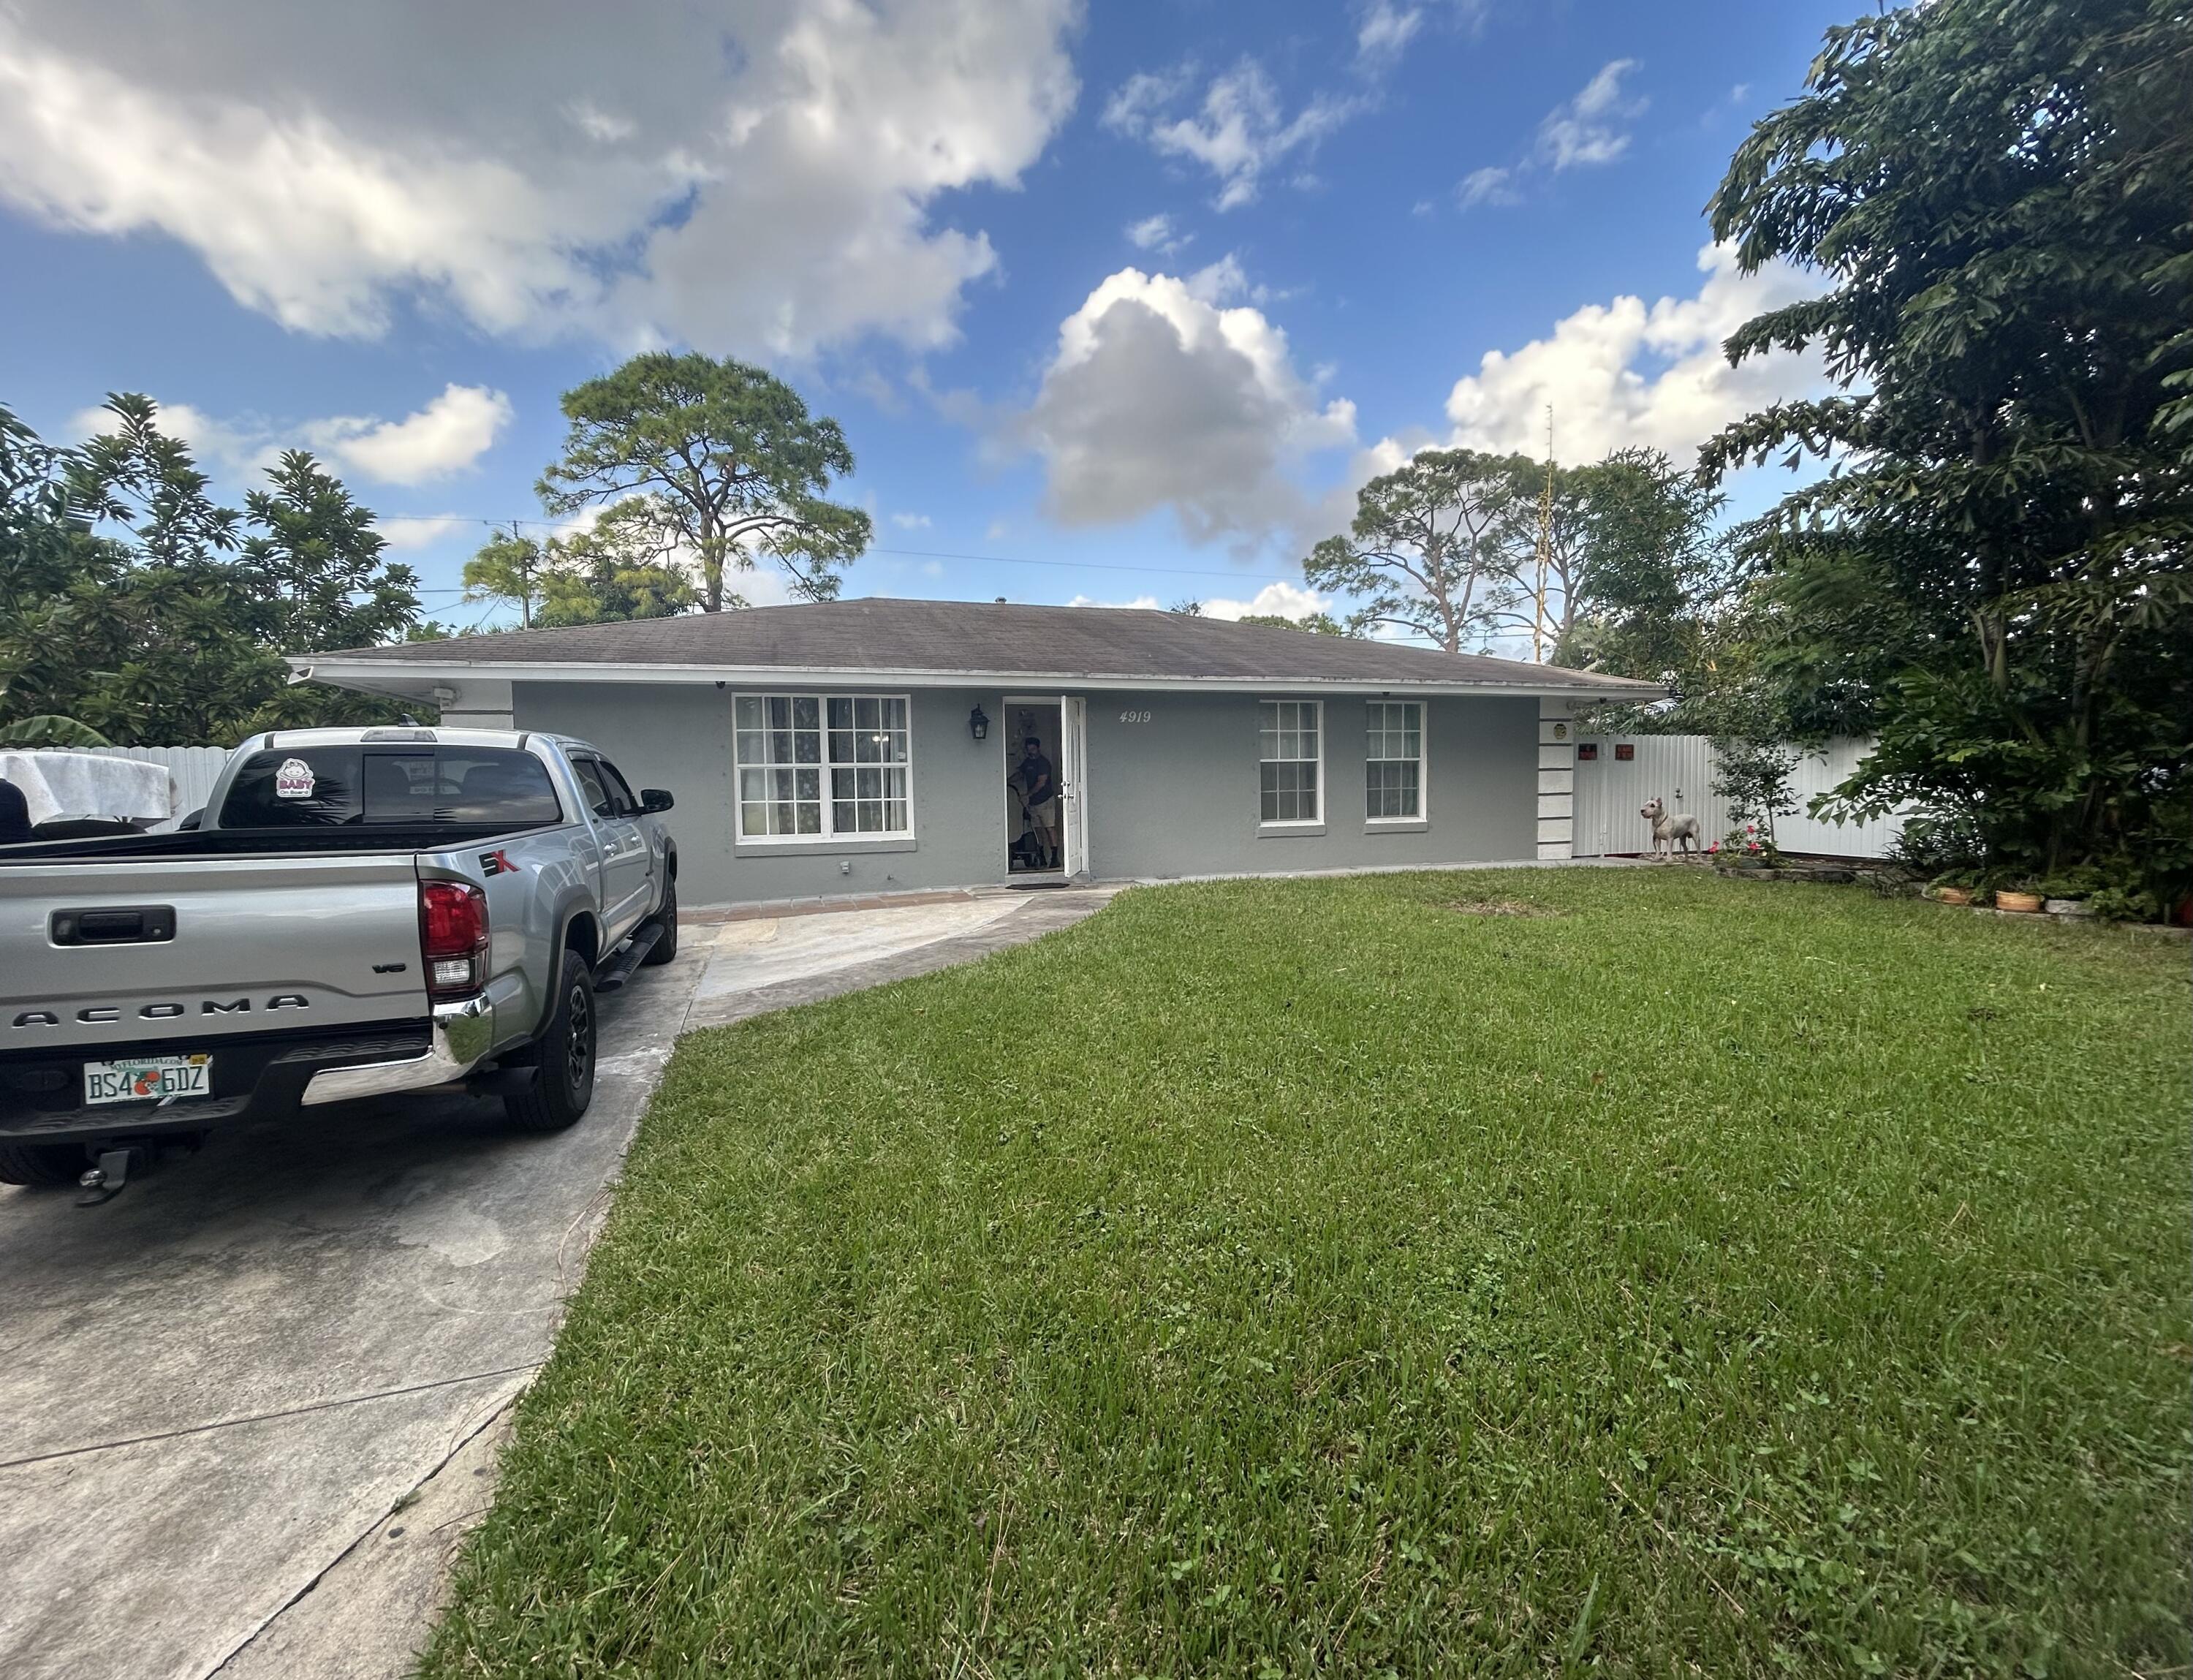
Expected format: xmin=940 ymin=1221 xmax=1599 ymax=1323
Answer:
xmin=1572 ymin=734 xmax=1905 ymax=860
xmin=83 ymin=744 xmax=232 ymax=818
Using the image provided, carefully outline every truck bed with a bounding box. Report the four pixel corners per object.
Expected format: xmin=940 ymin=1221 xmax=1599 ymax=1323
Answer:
xmin=0 ymin=822 xmax=557 ymax=865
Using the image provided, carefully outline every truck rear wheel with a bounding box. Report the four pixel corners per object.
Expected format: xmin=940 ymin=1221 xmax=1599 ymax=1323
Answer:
xmin=0 ymin=1141 xmax=89 ymax=1187
xmin=504 ymin=947 xmax=596 ymax=1134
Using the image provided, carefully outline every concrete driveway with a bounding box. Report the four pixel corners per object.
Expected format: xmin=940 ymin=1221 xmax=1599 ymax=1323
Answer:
xmin=0 ymin=888 xmax=1113 ymax=1680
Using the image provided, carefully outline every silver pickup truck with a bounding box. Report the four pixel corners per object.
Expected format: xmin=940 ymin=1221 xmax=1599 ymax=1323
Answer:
xmin=0 ymin=727 xmax=678 ymax=1192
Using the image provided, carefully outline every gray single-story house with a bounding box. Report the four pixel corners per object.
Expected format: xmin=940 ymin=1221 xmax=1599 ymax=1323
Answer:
xmin=292 ymin=600 xmax=1659 ymax=909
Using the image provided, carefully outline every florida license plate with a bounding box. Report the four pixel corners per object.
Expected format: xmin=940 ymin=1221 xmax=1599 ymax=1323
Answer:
xmin=83 ymin=1053 xmax=212 ymax=1106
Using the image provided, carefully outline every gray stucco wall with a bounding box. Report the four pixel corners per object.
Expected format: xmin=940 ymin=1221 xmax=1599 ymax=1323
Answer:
xmin=1084 ymin=692 xmax=1537 ymax=879
xmin=512 ymin=681 xmax=1537 ymax=907
xmin=513 ymin=682 xmax=1007 ymax=909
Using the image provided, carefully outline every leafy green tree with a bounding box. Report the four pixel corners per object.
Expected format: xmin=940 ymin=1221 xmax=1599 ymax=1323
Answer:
xmin=1235 ymin=611 xmax=1357 ymax=636
xmin=241 ymin=451 xmax=420 ymax=655
xmin=1303 ymin=448 xmax=1530 ymax=653
xmin=537 ymin=504 xmax=694 ymax=628
xmin=0 ymin=715 xmax=113 ymax=747
xmin=1542 ymin=448 xmax=1724 ymax=684
xmin=0 ymin=396 xmax=423 ymax=745
xmin=463 ymin=505 xmax=695 ymax=631
xmin=463 ymin=526 xmax=552 ymax=627
xmin=232 ymin=450 xmax=427 ymax=732
xmin=537 ymin=353 xmax=870 ymax=612
xmin=1702 ymin=0 xmax=2192 ymax=887
xmin=12 ymin=394 xmax=280 ymax=743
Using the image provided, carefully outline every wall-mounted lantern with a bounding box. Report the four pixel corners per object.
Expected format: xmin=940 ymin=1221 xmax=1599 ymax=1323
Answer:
xmin=968 ymin=705 xmax=991 ymax=742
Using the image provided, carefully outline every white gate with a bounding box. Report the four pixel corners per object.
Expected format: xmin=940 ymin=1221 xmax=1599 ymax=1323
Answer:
xmin=1572 ymin=735 xmax=1904 ymax=859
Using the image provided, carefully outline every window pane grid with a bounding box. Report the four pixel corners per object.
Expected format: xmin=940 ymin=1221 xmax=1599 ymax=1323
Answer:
xmin=738 ymin=695 xmax=911 ymax=840
xmin=1259 ymin=700 xmax=1322 ymax=824
xmin=1365 ymin=701 xmax=1424 ymax=820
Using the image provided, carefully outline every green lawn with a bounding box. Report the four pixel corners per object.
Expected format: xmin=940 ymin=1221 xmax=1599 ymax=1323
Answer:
xmin=422 ymin=870 xmax=2190 ymax=1679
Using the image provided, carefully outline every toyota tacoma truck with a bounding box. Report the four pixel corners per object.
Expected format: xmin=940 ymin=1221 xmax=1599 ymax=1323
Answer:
xmin=0 ymin=727 xmax=678 ymax=1190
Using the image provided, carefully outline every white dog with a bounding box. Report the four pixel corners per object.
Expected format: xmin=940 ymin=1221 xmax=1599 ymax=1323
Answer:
xmin=1640 ymin=795 xmax=1702 ymax=859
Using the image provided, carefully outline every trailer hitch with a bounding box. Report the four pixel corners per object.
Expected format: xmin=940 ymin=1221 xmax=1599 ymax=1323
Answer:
xmin=76 ymin=1146 xmax=144 ymax=1206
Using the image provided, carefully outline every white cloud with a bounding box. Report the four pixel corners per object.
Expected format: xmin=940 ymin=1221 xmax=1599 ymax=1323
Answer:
xmin=1355 ymin=2 xmax=1423 ymax=68
xmin=1181 ymin=253 xmax=1268 ymax=306
xmin=1018 ymin=264 xmax=1357 ymax=547
xmin=1200 ymin=580 xmax=1333 ymax=621
xmin=1455 ymin=58 xmax=1646 ymax=211
xmin=1126 ymin=212 xmax=1189 ymax=255
xmin=67 ymin=388 xmax=505 ymax=486
xmin=0 ymin=0 xmax=1079 ymax=357
xmin=1539 ymin=58 xmax=1645 ymax=170
xmin=67 ymin=399 xmax=278 ymax=477
xmin=301 ymin=384 xmax=510 ymax=485
xmin=566 ymin=100 xmax=636 ymax=145
xmin=1441 ymin=241 xmax=1829 ymax=466
xmin=1456 ymin=165 xmax=1518 ymax=209
xmin=1103 ymin=60 xmax=1360 ymax=211
xmin=728 ymin=564 xmax=800 ymax=609
xmin=890 ymin=511 xmax=932 ymax=529
xmin=1064 ymin=581 xmax=1333 ymax=620
xmin=1355 ymin=0 xmax=1485 ymax=72
xmin=377 ymin=515 xmax=472 ymax=551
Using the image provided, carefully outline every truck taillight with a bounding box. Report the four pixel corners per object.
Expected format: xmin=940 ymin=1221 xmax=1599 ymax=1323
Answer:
xmin=419 ymin=880 xmax=488 ymax=999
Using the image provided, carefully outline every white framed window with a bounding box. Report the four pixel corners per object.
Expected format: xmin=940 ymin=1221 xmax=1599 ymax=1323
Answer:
xmin=1365 ymin=701 xmax=1425 ymax=820
xmin=734 ymin=694 xmax=911 ymax=840
xmin=1259 ymin=700 xmax=1322 ymax=825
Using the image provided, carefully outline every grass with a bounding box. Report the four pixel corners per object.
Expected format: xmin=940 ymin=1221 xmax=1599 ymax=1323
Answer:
xmin=421 ymin=869 xmax=2190 ymax=1678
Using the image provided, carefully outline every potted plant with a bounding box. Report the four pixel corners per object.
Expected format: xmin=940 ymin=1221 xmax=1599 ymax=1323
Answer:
xmin=1930 ymin=869 xmax=1979 ymax=907
xmin=2039 ymin=868 xmax=2101 ymax=919
xmin=1712 ymin=826 xmax=1779 ymax=874
xmin=1996 ymin=884 xmax=2045 ymax=915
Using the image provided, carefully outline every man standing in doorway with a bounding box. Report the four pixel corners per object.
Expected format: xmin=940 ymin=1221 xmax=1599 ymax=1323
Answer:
xmin=1016 ymin=735 xmax=1059 ymax=869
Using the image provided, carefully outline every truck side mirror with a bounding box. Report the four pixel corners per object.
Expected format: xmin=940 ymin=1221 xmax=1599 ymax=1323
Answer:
xmin=640 ymin=788 xmax=675 ymax=814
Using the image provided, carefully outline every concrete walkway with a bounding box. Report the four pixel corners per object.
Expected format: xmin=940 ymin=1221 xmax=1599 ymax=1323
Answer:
xmin=0 ymin=887 xmax=1115 ymax=1680
xmin=684 ymin=887 xmax=1116 ymax=1031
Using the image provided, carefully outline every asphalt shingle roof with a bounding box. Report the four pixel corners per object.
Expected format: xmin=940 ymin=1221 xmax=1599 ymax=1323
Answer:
xmin=313 ymin=599 xmax=1662 ymax=694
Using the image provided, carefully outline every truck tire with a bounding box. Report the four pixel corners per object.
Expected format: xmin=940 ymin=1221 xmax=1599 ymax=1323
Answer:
xmin=641 ymin=875 xmax=678 ymax=965
xmin=0 ymin=1141 xmax=88 ymax=1187
xmin=504 ymin=947 xmax=596 ymax=1134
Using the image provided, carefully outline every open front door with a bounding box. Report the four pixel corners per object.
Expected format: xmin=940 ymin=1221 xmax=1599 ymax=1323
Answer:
xmin=1058 ymin=695 xmax=1088 ymax=880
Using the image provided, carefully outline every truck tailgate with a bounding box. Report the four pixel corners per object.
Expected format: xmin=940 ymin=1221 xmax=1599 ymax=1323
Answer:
xmin=1 ymin=852 xmax=430 ymax=1051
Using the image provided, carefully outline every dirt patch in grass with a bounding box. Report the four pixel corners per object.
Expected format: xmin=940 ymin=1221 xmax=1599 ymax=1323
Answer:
xmin=1445 ymin=897 xmax=1561 ymax=917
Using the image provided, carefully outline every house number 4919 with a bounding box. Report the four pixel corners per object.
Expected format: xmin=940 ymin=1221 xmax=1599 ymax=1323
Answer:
xmin=1118 ymin=709 xmax=1153 ymax=724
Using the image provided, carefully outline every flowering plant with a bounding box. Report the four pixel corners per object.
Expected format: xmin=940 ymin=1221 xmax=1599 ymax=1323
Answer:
xmin=1715 ymin=825 xmax=1782 ymax=867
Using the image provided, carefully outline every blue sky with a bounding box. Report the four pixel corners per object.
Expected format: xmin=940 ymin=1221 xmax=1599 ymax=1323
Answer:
xmin=0 ymin=0 xmax=1851 ymax=635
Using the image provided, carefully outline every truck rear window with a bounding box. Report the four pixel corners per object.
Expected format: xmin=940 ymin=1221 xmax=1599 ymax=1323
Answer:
xmin=220 ymin=746 xmax=565 ymax=828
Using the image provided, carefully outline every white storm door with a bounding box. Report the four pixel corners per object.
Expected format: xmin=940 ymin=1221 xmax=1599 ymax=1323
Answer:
xmin=1058 ymin=695 xmax=1088 ymax=879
